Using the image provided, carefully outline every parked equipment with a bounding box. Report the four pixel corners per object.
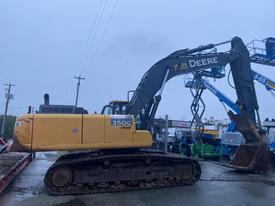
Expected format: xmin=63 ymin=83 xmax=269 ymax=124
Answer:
xmin=185 ymin=73 xmax=275 ymax=159
xmin=13 ymin=37 xmax=270 ymax=195
xmin=247 ymin=37 xmax=275 ymax=66
xmin=184 ymin=37 xmax=275 ymax=160
xmin=252 ymin=70 xmax=275 ymax=97
xmin=263 ymin=119 xmax=275 ymax=160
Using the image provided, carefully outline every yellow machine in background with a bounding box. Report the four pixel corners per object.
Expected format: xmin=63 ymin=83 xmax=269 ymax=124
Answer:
xmin=203 ymin=129 xmax=219 ymax=138
xmin=13 ymin=114 xmax=152 ymax=152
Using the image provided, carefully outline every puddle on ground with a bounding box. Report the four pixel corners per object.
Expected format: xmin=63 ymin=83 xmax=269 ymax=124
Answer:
xmin=52 ymin=198 xmax=86 ymax=206
xmin=262 ymin=179 xmax=275 ymax=186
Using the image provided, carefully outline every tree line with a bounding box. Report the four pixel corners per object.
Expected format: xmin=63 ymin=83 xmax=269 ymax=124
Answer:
xmin=0 ymin=115 xmax=17 ymax=139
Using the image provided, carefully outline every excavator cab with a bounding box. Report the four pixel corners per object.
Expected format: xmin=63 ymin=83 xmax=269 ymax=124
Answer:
xmin=101 ymin=100 xmax=129 ymax=115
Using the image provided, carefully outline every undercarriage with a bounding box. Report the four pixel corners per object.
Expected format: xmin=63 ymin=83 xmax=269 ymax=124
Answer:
xmin=44 ymin=150 xmax=201 ymax=195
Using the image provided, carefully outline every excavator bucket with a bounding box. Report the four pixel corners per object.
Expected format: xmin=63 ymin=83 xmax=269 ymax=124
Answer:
xmin=229 ymin=143 xmax=270 ymax=172
xmin=228 ymin=111 xmax=271 ymax=172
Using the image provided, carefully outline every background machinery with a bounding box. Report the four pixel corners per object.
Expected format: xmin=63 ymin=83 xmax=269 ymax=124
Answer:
xmin=185 ymin=78 xmax=239 ymax=159
xmin=247 ymin=37 xmax=275 ymax=66
xmin=184 ymin=73 xmax=274 ymax=159
xmin=12 ymin=37 xmax=270 ymax=195
xmin=252 ymin=70 xmax=275 ymax=98
xmin=183 ymin=37 xmax=275 ymax=160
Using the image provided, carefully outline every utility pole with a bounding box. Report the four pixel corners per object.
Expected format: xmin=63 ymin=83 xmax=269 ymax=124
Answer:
xmin=1 ymin=83 xmax=15 ymax=138
xmin=73 ymin=75 xmax=85 ymax=113
xmin=164 ymin=114 xmax=168 ymax=154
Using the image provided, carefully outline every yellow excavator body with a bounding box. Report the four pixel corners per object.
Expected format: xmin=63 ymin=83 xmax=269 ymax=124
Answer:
xmin=12 ymin=114 xmax=152 ymax=152
xmin=13 ymin=113 xmax=202 ymax=195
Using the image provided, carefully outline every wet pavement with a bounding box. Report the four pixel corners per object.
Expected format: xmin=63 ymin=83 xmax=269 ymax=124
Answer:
xmin=0 ymin=152 xmax=274 ymax=206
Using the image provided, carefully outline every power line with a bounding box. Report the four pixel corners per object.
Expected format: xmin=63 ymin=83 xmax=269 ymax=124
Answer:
xmin=74 ymin=0 xmax=119 ymax=79
xmin=92 ymin=0 xmax=119 ymax=61
xmin=76 ymin=0 xmax=105 ymax=75
xmin=69 ymin=1 xmax=106 ymax=103
xmin=79 ymin=0 xmax=108 ymax=75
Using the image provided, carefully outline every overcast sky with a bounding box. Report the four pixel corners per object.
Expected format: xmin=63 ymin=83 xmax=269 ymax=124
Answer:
xmin=0 ymin=0 xmax=275 ymax=121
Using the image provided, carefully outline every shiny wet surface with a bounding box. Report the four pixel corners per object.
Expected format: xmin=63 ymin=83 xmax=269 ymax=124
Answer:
xmin=0 ymin=152 xmax=274 ymax=206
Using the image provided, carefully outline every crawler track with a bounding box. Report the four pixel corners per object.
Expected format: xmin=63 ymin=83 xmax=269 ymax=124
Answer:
xmin=44 ymin=150 xmax=201 ymax=195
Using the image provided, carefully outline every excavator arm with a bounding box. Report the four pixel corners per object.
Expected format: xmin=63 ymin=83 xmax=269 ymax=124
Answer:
xmin=127 ymin=37 xmax=259 ymax=131
xmin=127 ymin=51 xmax=234 ymax=130
xmin=127 ymin=37 xmax=270 ymax=172
xmin=127 ymin=52 xmax=234 ymax=115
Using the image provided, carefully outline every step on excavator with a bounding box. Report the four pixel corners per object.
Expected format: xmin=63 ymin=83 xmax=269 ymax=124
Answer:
xmin=12 ymin=37 xmax=270 ymax=195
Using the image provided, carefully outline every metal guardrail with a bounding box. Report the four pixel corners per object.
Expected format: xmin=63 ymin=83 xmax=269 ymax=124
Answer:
xmin=247 ymin=38 xmax=275 ymax=66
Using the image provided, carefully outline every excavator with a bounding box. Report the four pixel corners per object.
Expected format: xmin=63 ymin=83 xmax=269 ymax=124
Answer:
xmin=12 ymin=37 xmax=270 ymax=195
